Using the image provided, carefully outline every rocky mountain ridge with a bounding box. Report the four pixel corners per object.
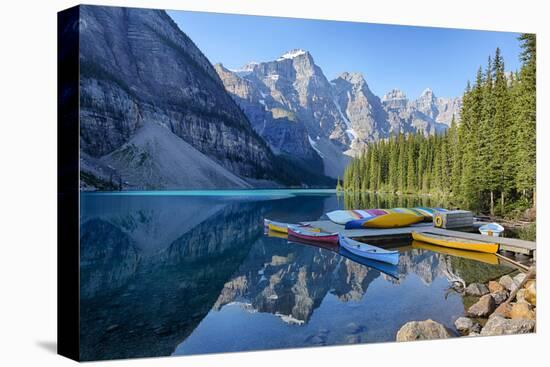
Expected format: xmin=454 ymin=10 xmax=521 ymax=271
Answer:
xmin=216 ymin=50 xmax=461 ymax=177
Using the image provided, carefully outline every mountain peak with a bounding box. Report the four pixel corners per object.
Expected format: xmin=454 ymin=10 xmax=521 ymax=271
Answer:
xmin=213 ymin=62 xmax=227 ymax=71
xmin=241 ymin=61 xmax=259 ymax=70
xmin=338 ymin=72 xmax=365 ymax=84
xmin=420 ymin=88 xmax=435 ymax=98
xmin=382 ymin=89 xmax=407 ymax=101
xmin=226 ymin=61 xmax=259 ymax=77
xmin=277 ymin=49 xmax=309 ymax=61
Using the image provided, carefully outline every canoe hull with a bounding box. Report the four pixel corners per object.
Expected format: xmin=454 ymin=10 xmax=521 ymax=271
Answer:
xmin=479 ymin=229 xmax=502 ymax=237
xmin=479 ymin=223 xmax=505 ymax=237
xmin=327 ymin=207 xmax=447 ymax=225
xmin=288 ymin=227 xmax=339 ymax=245
xmin=345 ymin=211 xmax=423 ymax=229
xmin=363 ymin=212 xmax=423 ymax=228
xmin=412 ymin=232 xmax=499 ymax=254
xmin=267 ymin=222 xmax=288 ymax=233
xmin=339 ymin=236 xmax=400 ymax=265
xmin=411 ymin=240 xmax=499 ymax=265
xmin=264 ymin=219 xmax=320 ymax=234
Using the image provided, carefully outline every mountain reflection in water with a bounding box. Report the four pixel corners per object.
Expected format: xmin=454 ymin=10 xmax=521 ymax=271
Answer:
xmin=79 ymin=191 xmax=512 ymax=361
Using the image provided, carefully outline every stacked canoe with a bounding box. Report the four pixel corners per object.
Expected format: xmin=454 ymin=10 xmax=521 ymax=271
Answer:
xmin=326 ymin=207 xmax=447 ymax=229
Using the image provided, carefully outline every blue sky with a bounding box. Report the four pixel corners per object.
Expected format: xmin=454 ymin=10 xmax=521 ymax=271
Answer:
xmin=168 ymin=10 xmax=522 ymax=98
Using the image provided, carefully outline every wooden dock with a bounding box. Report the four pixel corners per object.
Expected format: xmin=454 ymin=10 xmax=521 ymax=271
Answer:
xmin=304 ymin=220 xmax=536 ymax=257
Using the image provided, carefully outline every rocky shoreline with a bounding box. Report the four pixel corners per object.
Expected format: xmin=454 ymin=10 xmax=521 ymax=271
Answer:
xmin=396 ymin=269 xmax=536 ymax=341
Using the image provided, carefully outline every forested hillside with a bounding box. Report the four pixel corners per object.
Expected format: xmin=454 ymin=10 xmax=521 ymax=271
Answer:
xmin=339 ymin=34 xmax=536 ymax=217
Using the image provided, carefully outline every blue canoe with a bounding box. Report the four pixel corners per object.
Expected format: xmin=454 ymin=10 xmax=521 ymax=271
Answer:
xmin=338 ymin=235 xmax=400 ymax=265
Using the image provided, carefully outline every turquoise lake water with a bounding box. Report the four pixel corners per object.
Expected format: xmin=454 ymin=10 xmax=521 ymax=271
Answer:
xmin=79 ymin=190 xmax=512 ymax=360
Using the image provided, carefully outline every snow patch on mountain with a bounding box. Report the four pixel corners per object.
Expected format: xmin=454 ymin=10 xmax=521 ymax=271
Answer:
xmin=259 ymin=99 xmax=266 ymax=109
xmin=346 ymin=129 xmax=357 ymax=142
xmin=333 ymin=96 xmax=357 ymax=143
xmin=277 ymin=49 xmax=307 ymax=60
xmin=308 ymin=135 xmax=325 ymax=158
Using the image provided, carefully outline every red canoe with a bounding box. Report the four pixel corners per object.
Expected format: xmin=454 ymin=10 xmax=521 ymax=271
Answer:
xmin=287 ymin=225 xmax=339 ymax=245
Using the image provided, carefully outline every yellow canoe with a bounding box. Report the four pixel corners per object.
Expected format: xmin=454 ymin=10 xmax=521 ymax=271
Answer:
xmin=264 ymin=219 xmax=320 ymax=234
xmin=266 ymin=221 xmax=289 ymax=233
xmin=412 ymin=232 xmax=499 ymax=254
xmin=411 ymin=240 xmax=500 ymax=265
xmin=364 ymin=211 xmax=424 ymax=228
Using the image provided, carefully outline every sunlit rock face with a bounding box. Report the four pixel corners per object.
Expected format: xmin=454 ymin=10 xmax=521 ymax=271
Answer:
xmin=216 ymin=50 xmax=351 ymax=178
xmin=214 ymin=63 xmax=324 ymax=177
xmin=382 ymin=89 xmax=460 ymax=136
xmin=247 ymin=50 xmax=350 ymax=144
xmin=332 ymin=72 xmax=390 ymax=154
xmin=413 ymin=88 xmax=462 ymax=127
xmin=217 ymin=50 xmax=461 ymax=177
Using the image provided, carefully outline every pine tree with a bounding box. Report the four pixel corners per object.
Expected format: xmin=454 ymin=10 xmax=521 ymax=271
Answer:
xmin=369 ymin=145 xmax=379 ymax=191
xmin=406 ymin=133 xmax=416 ymax=192
xmin=432 ymin=136 xmax=442 ymax=192
xmin=417 ymin=135 xmax=427 ymax=192
xmin=480 ymin=56 xmax=497 ymax=213
xmin=460 ymin=77 xmax=482 ymax=208
xmin=397 ymin=133 xmax=407 ymax=192
xmin=491 ymin=48 xmax=513 ymax=214
xmin=449 ymin=116 xmax=462 ymax=195
xmin=515 ymin=33 xmax=536 ymax=207
xmin=388 ymin=135 xmax=399 ymax=191
xmin=440 ymin=132 xmax=451 ymax=193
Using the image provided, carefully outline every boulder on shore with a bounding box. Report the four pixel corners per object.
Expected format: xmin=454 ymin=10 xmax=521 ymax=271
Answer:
xmin=454 ymin=317 xmax=474 ymax=333
xmin=510 ymin=302 xmax=535 ymax=320
xmin=491 ymin=290 xmax=508 ymax=305
xmin=499 ymin=275 xmax=519 ymax=292
xmin=396 ymin=320 xmax=451 ymax=342
xmin=516 ymin=289 xmax=527 ymax=303
xmin=454 ymin=317 xmax=481 ymax=334
xmin=480 ymin=314 xmax=535 ymax=336
xmin=492 ymin=303 xmax=512 ymax=318
xmin=465 ymin=283 xmax=490 ymax=296
xmin=467 ymin=294 xmax=496 ymax=317
xmin=514 ymin=273 xmax=527 ymax=285
xmin=488 ymin=281 xmax=505 ymax=293
xmin=525 ymin=280 xmax=536 ymax=305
